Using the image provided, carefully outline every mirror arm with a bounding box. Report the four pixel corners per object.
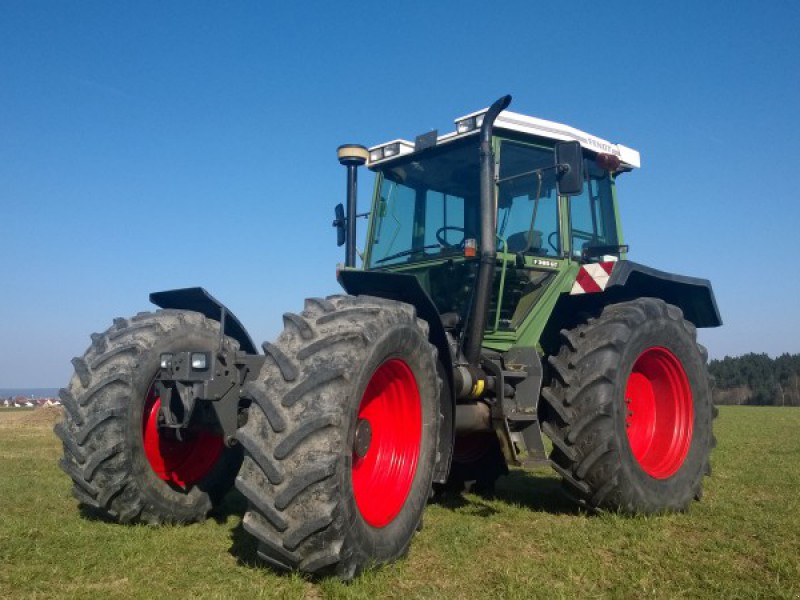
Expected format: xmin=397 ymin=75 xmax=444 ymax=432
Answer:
xmin=496 ymin=163 xmax=560 ymax=185
xmin=332 ymin=212 xmax=370 ymax=228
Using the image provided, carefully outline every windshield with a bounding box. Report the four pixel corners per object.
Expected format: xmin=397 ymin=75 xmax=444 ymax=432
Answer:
xmin=366 ymin=139 xmax=480 ymax=268
xmin=366 ymin=137 xmax=590 ymax=267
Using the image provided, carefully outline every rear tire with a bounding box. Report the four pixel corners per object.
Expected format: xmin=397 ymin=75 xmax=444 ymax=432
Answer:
xmin=55 ymin=310 xmax=243 ymax=524
xmin=235 ymin=295 xmax=440 ymax=579
xmin=540 ymin=298 xmax=715 ymax=513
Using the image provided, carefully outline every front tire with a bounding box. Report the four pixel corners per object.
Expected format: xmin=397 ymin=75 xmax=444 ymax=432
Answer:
xmin=55 ymin=310 xmax=243 ymax=523
xmin=540 ymin=298 xmax=715 ymax=513
xmin=235 ymin=295 xmax=440 ymax=579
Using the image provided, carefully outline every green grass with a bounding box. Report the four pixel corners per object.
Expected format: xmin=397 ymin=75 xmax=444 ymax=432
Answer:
xmin=1 ymin=406 xmax=798 ymax=599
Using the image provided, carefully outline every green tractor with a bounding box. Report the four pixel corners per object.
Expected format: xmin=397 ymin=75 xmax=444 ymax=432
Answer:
xmin=56 ymin=95 xmax=720 ymax=578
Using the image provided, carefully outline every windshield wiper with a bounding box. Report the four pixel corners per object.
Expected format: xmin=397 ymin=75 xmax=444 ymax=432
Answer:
xmin=374 ymin=244 xmax=441 ymax=264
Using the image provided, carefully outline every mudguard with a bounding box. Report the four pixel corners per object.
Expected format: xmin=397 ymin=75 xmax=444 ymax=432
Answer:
xmin=149 ymin=287 xmax=259 ymax=355
xmin=609 ymin=261 xmax=721 ymax=327
xmin=566 ymin=260 xmax=722 ymax=328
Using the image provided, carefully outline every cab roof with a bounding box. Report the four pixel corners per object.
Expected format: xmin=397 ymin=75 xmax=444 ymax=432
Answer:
xmin=367 ymin=107 xmax=640 ymax=172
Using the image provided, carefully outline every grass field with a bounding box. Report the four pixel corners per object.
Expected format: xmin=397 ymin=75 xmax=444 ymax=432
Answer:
xmin=1 ymin=406 xmax=798 ymax=599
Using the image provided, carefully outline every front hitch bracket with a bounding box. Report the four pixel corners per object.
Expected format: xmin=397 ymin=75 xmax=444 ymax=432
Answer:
xmin=156 ymin=348 xmax=265 ymax=444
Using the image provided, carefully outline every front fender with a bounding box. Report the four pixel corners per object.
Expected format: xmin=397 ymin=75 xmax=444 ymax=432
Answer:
xmin=149 ymin=287 xmax=259 ymax=355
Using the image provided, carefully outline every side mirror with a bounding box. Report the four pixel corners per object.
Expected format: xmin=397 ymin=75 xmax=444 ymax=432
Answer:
xmin=555 ymin=141 xmax=585 ymax=196
xmin=333 ymin=203 xmax=346 ymax=247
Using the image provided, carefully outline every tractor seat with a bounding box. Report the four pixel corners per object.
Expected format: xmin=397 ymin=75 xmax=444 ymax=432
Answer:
xmin=505 ymin=230 xmax=544 ymax=254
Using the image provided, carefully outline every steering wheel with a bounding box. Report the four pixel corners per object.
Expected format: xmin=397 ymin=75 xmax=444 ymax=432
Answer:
xmin=547 ymin=231 xmax=560 ymax=253
xmin=436 ymin=226 xmax=466 ymax=248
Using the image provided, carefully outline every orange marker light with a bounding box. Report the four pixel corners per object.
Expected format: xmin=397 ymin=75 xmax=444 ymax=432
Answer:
xmin=464 ymin=238 xmax=477 ymax=257
xmin=596 ymin=153 xmax=622 ymax=172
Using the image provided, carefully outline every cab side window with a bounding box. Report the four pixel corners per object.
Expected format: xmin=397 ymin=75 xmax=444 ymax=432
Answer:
xmin=569 ymin=163 xmax=619 ymax=260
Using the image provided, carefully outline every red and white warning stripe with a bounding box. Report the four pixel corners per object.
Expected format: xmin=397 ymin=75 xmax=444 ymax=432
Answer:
xmin=570 ymin=262 xmax=615 ymax=295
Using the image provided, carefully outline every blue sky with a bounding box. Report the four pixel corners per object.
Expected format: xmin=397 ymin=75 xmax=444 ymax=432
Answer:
xmin=1 ymin=2 xmax=799 ymax=387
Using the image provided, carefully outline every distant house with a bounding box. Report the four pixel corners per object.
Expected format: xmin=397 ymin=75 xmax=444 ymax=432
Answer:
xmin=0 ymin=395 xmax=62 ymax=409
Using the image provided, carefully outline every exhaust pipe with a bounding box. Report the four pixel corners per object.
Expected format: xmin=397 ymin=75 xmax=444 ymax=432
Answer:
xmin=455 ymin=401 xmax=492 ymax=433
xmin=463 ymin=95 xmax=512 ymax=367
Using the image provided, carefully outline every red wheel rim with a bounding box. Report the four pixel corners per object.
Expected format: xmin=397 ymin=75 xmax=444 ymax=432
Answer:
xmin=352 ymin=359 xmax=422 ymax=528
xmin=624 ymin=347 xmax=693 ymax=479
xmin=141 ymin=386 xmax=225 ymax=487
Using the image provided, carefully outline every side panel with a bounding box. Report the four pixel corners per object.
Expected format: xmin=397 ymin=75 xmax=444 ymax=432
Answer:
xmin=149 ymin=287 xmax=259 ymax=355
xmin=482 ymin=260 xmax=580 ymax=353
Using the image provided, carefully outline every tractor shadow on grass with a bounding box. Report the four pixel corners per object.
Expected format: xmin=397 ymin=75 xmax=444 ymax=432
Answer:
xmin=226 ymin=471 xmax=583 ymax=570
xmin=76 ymin=486 xmax=250 ymax=525
xmin=229 ymin=521 xmax=261 ymax=567
xmin=223 ymin=489 xmax=298 ymax=571
xmin=211 ymin=487 xmax=249 ymax=523
xmin=432 ymin=469 xmax=583 ymax=517
xmin=78 ymin=504 xmax=122 ymax=523
xmin=221 ymin=490 xmax=264 ymax=568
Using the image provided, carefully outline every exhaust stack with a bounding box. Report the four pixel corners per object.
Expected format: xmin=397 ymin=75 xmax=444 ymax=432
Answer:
xmin=463 ymin=95 xmax=512 ymax=367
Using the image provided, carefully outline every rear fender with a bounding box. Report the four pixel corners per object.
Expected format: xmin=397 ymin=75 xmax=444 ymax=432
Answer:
xmin=544 ymin=260 xmax=721 ymax=353
xmin=603 ymin=261 xmax=721 ymax=327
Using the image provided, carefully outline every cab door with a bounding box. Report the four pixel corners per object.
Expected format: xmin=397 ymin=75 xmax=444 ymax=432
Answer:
xmin=490 ymin=139 xmax=564 ymax=334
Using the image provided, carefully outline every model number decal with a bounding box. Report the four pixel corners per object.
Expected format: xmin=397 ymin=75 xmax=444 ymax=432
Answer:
xmin=533 ymin=259 xmax=559 ymax=269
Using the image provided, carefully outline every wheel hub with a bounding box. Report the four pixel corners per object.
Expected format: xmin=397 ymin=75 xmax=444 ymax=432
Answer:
xmin=353 ymin=418 xmax=372 ymax=459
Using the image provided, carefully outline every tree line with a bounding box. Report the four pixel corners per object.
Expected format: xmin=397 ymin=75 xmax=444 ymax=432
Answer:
xmin=708 ymin=353 xmax=800 ymax=406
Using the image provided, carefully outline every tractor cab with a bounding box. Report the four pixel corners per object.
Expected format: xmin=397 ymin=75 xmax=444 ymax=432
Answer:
xmin=345 ymin=107 xmax=640 ymax=345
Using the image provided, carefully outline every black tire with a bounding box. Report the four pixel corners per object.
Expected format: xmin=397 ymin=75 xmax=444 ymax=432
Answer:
xmin=540 ymin=298 xmax=716 ymax=513
xmin=235 ymin=295 xmax=440 ymax=579
xmin=55 ymin=310 xmax=243 ymax=524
